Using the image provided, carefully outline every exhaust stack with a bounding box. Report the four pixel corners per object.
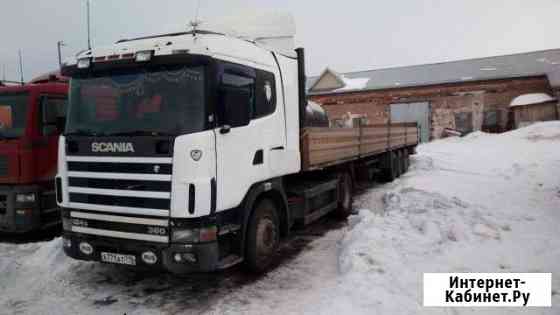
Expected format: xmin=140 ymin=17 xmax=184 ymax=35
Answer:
xmin=295 ymin=47 xmax=307 ymax=128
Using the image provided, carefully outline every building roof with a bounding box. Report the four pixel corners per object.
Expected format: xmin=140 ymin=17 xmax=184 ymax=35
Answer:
xmin=308 ymin=48 xmax=560 ymax=95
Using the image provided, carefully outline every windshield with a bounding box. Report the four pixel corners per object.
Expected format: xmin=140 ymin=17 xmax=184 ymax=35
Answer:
xmin=0 ymin=93 xmax=30 ymax=139
xmin=66 ymin=65 xmax=206 ymax=136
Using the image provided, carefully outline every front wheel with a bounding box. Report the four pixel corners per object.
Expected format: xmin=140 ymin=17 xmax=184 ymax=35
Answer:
xmin=245 ymin=198 xmax=280 ymax=273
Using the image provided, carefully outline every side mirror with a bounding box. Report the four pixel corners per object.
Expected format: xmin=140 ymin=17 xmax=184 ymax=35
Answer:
xmin=219 ymin=86 xmax=251 ymax=129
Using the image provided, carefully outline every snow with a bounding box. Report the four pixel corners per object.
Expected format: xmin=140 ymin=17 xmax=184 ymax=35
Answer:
xmin=335 ymin=76 xmax=370 ymax=92
xmin=1 ymin=122 xmax=560 ymax=314
xmin=510 ymin=93 xmax=556 ymax=107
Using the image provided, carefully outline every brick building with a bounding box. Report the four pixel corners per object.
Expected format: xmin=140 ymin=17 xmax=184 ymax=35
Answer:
xmin=308 ymin=49 xmax=560 ymax=141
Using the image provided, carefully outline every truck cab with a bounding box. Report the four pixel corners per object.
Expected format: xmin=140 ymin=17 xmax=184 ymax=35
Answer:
xmin=0 ymin=74 xmax=68 ymax=233
xmin=58 ymin=29 xmax=305 ymax=272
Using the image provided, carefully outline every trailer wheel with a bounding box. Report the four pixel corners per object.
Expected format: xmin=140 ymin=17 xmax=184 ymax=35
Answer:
xmin=396 ymin=150 xmax=404 ymax=178
xmin=245 ymin=198 xmax=280 ymax=273
xmin=380 ymin=151 xmax=397 ymax=182
xmin=335 ymin=171 xmax=354 ymax=218
xmin=403 ymin=149 xmax=410 ymax=172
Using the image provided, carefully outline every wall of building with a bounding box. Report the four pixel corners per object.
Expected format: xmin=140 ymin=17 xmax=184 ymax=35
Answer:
xmin=512 ymin=102 xmax=559 ymax=128
xmin=310 ymin=76 xmax=552 ymax=139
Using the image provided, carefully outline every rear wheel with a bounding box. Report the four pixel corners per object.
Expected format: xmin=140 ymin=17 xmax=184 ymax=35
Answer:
xmin=335 ymin=171 xmax=354 ymax=219
xmin=403 ymin=149 xmax=410 ymax=172
xmin=245 ymin=198 xmax=280 ymax=273
xmin=381 ymin=151 xmax=398 ymax=182
xmin=396 ymin=150 xmax=403 ymax=177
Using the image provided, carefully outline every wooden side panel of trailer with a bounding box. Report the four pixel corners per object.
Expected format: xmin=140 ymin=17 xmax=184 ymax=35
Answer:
xmin=301 ymin=122 xmax=419 ymax=170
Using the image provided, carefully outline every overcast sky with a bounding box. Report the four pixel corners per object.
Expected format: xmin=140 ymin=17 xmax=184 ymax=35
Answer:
xmin=1 ymin=0 xmax=559 ymax=81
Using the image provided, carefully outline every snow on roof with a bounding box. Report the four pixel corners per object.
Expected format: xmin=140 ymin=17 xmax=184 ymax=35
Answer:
xmin=334 ymin=76 xmax=370 ymax=92
xmin=509 ymin=93 xmax=557 ymax=107
xmin=308 ymin=48 xmax=560 ymax=94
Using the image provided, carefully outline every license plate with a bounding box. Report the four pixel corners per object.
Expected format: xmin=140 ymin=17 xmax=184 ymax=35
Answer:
xmin=100 ymin=252 xmax=136 ymax=266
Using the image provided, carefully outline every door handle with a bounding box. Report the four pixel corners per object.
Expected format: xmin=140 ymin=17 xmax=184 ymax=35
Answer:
xmin=220 ymin=125 xmax=231 ymax=134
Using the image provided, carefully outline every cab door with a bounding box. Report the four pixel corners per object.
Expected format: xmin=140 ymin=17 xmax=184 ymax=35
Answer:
xmin=214 ymin=63 xmax=283 ymax=212
xmin=36 ymin=95 xmax=67 ymax=181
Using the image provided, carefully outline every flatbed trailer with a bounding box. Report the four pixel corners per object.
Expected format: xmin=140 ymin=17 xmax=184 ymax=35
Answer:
xmin=285 ymin=122 xmax=418 ymax=227
xmin=301 ymin=122 xmax=419 ymax=170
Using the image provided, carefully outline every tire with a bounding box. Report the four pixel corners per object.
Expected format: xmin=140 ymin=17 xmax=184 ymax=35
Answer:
xmin=335 ymin=171 xmax=354 ymax=219
xmin=245 ymin=198 xmax=280 ymax=273
xmin=381 ymin=151 xmax=397 ymax=182
xmin=403 ymin=149 xmax=410 ymax=172
xmin=396 ymin=150 xmax=403 ymax=178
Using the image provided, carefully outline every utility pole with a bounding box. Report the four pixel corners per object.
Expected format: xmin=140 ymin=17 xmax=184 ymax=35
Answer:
xmin=86 ymin=0 xmax=92 ymax=50
xmin=18 ymin=50 xmax=24 ymax=85
xmin=57 ymin=41 xmax=66 ymax=67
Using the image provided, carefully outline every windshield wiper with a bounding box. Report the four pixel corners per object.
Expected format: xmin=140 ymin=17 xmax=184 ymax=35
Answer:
xmin=109 ymin=130 xmax=174 ymax=137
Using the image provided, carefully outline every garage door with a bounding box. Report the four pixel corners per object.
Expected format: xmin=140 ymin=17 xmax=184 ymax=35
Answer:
xmin=390 ymin=102 xmax=430 ymax=142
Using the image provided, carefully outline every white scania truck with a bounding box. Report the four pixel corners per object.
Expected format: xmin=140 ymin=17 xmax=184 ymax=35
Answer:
xmin=57 ymin=26 xmax=418 ymax=273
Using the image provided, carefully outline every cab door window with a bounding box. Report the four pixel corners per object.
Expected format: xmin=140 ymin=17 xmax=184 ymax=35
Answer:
xmin=218 ymin=72 xmax=255 ymax=128
xmin=40 ymin=96 xmax=67 ymax=136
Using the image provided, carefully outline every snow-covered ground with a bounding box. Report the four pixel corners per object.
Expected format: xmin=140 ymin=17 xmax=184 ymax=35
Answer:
xmin=1 ymin=122 xmax=559 ymax=315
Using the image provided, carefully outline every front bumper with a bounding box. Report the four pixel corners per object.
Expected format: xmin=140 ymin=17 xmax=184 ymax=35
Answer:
xmin=62 ymin=232 xmax=220 ymax=274
xmin=0 ymin=185 xmax=59 ymax=233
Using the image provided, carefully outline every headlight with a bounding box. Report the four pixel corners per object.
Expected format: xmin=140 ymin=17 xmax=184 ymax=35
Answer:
xmin=16 ymin=193 xmax=36 ymax=203
xmin=171 ymin=228 xmax=199 ymax=243
xmin=171 ymin=226 xmax=217 ymax=243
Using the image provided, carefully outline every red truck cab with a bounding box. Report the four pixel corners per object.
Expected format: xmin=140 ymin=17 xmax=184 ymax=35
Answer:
xmin=0 ymin=73 xmax=68 ymax=233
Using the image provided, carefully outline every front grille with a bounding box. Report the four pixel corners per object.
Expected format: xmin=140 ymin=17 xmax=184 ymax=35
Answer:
xmin=69 ymin=193 xmax=170 ymax=209
xmin=0 ymin=156 xmax=8 ymax=176
xmin=65 ymin=155 xmax=172 ymax=243
xmin=66 ymin=156 xmax=172 ymax=216
xmin=68 ymin=178 xmax=171 ymax=192
xmin=68 ymin=162 xmax=172 ymax=174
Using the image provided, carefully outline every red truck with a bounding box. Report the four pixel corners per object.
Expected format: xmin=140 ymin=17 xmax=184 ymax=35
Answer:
xmin=0 ymin=73 xmax=68 ymax=233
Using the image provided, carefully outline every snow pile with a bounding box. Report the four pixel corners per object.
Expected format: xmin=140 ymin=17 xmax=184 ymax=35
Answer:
xmin=331 ymin=121 xmax=560 ymax=314
xmin=510 ymin=93 xmax=556 ymax=107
